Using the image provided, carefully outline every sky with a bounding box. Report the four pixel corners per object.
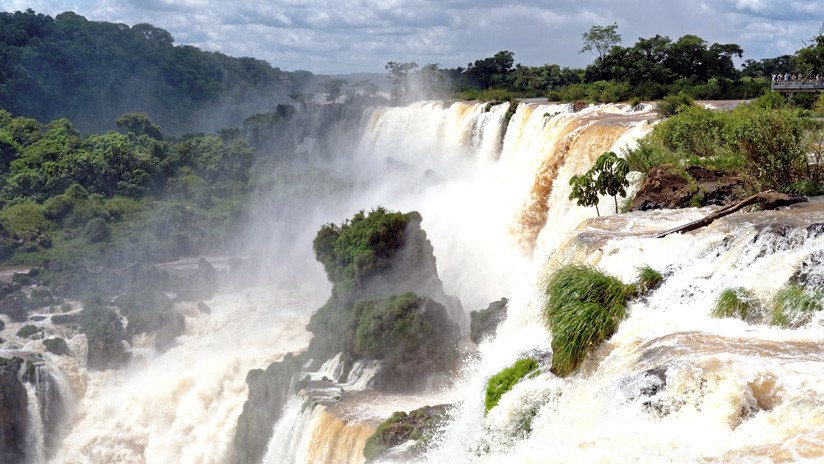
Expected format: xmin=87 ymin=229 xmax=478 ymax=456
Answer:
xmin=1 ymin=0 xmax=822 ymax=74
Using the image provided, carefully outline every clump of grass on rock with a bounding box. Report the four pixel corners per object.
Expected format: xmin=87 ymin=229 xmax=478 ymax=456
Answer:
xmin=770 ymin=284 xmax=823 ymax=328
xmin=712 ymin=288 xmax=756 ymax=321
xmin=544 ymin=264 xmax=637 ymax=377
xmin=484 ymin=357 xmax=540 ymax=414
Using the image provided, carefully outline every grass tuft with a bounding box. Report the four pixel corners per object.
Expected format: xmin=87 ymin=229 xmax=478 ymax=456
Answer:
xmin=636 ymin=266 xmax=663 ymax=295
xmin=544 ymin=265 xmax=630 ymax=377
xmin=770 ymin=284 xmax=823 ymax=328
xmin=712 ymin=287 xmax=756 ymax=321
xmin=484 ymin=357 xmax=540 ymax=414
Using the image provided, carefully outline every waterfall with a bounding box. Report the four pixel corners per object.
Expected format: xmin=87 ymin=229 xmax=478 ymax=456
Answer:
xmin=31 ymin=99 xmax=824 ymax=463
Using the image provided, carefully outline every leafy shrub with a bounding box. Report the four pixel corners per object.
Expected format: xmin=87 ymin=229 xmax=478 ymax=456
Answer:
xmin=770 ymin=284 xmax=823 ymax=328
xmin=656 ymin=92 xmax=694 ymax=117
xmin=484 ymin=357 xmax=539 ymax=414
xmin=83 ymin=217 xmax=111 ymax=243
xmin=726 ymin=106 xmax=807 ymax=191
xmin=544 ymin=264 xmax=633 ymax=376
xmin=0 ymin=202 xmax=51 ymax=235
xmin=312 ymin=207 xmax=412 ymax=288
xmin=712 ymin=288 xmax=756 ymax=321
xmin=624 ymin=140 xmax=679 ymax=173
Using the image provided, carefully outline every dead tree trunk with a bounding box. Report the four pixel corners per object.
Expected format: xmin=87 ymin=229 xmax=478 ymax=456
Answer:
xmin=655 ymin=190 xmax=807 ymax=238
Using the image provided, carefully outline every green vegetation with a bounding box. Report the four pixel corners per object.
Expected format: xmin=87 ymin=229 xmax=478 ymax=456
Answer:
xmin=770 ymin=284 xmax=823 ymax=328
xmin=712 ymin=288 xmax=756 ymax=321
xmin=353 ymin=293 xmax=431 ymax=359
xmin=312 ymin=207 xmax=414 ymax=291
xmin=0 ymin=10 xmax=313 ymax=134
xmin=42 ymin=337 xmax=69 ymax=355
xmin=0 ymin=109 xmax=258 ymax=265
xmin=16 ymin=324 xmax=40 ymax=338
xmin=623 ymin=100 xmax=822 ymax=194
xmin=544 ymin=265 xmax=636 ymax=376
xmin=484 ymin=357 xmax=540 ymax=414
xmin=569 ymin=151 xmax=631 ymax=216
xmin=636 ymin=266 xmax=663 ymax=295
xmin=469 ymin=298 xmax=508 ymax=344
xmin=363 ymin=405 xmax=449 ymax=462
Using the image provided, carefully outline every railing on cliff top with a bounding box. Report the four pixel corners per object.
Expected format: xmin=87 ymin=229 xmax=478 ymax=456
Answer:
xmin=772 ymin=75 xmax=824 ymax=93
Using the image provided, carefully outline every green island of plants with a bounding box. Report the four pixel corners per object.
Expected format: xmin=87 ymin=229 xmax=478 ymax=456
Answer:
xmin=543 ymin=264 xmax=662 ymax=377
xmin=770 ymin=284 xmax=824 ymax=328
xmin=712 ymin=288 xmax=757 ymax=321
xmin=484 ymin=357 xmax=540 ymax=414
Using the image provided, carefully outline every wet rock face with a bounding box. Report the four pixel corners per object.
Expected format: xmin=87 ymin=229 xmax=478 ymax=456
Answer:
xmin=176 ymin=258 xmax=218 ymax=301
xmin=0 ymin=357 xmax=27 ymax=464
xmin=470 ymin=298 xmax=508 ymax=344
xmin=630 ymin=165 xmax=747 ymax=211
xmin=363 ymin=404 xmax=450 ymax=463
xmin=233 ymin=353 xmax=305 ymax=464
xmin=792 ymin=251 xmax=824 ymax=291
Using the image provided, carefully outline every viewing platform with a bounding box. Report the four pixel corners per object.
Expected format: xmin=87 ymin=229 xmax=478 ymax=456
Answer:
xmin=772 ymin=76 xmax=824 ymax=93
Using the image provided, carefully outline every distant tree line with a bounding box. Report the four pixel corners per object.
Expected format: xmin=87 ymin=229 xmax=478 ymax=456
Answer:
xmin=0 ymin=9 xmax=314 ymax=134
xmin=385 ymin=24 xmax=824 ymax=105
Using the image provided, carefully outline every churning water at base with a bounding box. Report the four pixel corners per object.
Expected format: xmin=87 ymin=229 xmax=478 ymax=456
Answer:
xmin=31 ymin=100 xmax=824 ymax=463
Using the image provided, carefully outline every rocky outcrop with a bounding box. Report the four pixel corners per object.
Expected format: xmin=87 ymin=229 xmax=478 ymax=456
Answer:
xmin=363 ymin=404 xmax=450 ymax=463
xmin=361 ymin=294 xmax=461 ymax=392
xmin=176 ymin=258 xmax=218 ymax=301
xmin=0 ymin=357 xmax=27 ymax=463
xmin=630 ymin=165 xmax=747 ymax=211
xmin=470 ymin=298 xmax=508 ymax=344
xmin=115 ymin=289 xmax=184 ymax=350
xmin=233 ymin=353 xmax=305 ymax=464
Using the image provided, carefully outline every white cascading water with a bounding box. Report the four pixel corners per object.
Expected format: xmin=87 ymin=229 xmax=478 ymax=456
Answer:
xmin=33 ymin=99 xmax=824 ymax=463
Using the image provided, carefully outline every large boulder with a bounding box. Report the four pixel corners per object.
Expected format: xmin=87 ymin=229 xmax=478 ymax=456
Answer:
xmin=630 ymin=165 xmax=747 ymax=211
xmin=176 ymin=258 xmax=218 ymax=301
xmin=0 ymin=357 xmax=27 ymax=463
xmin=115 ymin=289 xmax=184 ymax=350
xmin=233 ymin=353 xmax=304 ymax=464
xmin=78 ymin=306 xmax=130 ymax=370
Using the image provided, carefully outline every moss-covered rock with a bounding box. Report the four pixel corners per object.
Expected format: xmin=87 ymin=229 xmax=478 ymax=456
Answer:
xmin=354 ymin=293 xmax=460 ymax=391
xmin=43 ymin=337 xmax=70 ymax=356
xmin=0 ymin=292 xmax=28 ymax=322
xmin=78 ymin=305 xmax=129 ymax=370
xmin=115 ymin=288 xmax=184 ymax=350
xmin=16 ymin=324 xmax=40 ymax=338
xmin=363 ymin=404 xmax=450 ymax=463
xmin=307 ymin=208 xmax=464 ymax=365
xmin=470 ymin=298 xmax=508 ymax=344
xmin=485 ymin=357 xmax=540 ymax=414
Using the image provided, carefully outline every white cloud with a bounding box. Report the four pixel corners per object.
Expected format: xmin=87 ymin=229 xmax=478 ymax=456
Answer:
xmin=1 ymin=0 xmax=822 ymax=73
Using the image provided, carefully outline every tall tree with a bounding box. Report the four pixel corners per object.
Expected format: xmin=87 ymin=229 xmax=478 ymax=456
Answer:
xmin=580 ymin=23 xmax=622 ymax=62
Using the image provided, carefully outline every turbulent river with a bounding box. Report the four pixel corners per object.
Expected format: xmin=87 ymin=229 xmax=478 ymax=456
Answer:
xmin=14 ymin=100 xmax=824 ymax=463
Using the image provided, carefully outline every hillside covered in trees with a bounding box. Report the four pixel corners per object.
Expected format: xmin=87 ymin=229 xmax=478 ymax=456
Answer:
xmin=0 ymin=9 xmax=314 ymax=134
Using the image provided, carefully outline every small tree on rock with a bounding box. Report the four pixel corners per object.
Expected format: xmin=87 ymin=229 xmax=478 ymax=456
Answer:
xmin=569 ymin=171 xmax=600 ymax=216
xmin=592 ymin=151 xmax=630 ymax=214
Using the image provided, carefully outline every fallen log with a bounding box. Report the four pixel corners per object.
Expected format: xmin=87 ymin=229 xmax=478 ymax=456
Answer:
xmin=655 ymin=190 xmax=807 ymax=238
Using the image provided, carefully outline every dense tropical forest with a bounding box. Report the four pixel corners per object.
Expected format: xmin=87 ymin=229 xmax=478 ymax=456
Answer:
xmin=0 ymin=9 xmax=314 ymax=134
